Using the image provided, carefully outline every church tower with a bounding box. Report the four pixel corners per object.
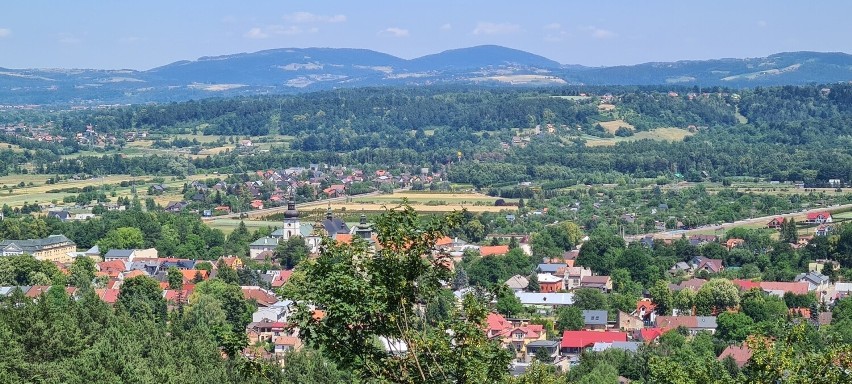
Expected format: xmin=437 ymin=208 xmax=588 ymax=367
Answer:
xmin=282 ymin=192 xmax=300 ymax=240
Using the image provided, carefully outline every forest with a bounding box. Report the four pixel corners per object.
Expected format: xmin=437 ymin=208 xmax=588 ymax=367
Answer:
xmin=1 ymin=84 xmax=851 ymax=185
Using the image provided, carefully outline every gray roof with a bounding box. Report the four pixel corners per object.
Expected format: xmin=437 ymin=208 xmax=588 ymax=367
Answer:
xmin=250 ymin=237 xmax=279 ymax=247
xmin=85 ymin=245 xmax=100 ymax=255
xmin=0 ymin=234 xmax=74 ymax=254
xmin=696 ymin=316 xmax=717 ymax=329
xmin=104 ymin=249 xmax=135 ymax=258
xmin=593 ymin=341 xmax=641 ymax=353
xmin=582 ymin=310 xmax=608 ymax=325
xmin=526 ymin=340 xmax=560 ymax=348
xmin=505 ymin=275 xmax=529 ymax=290
xmin=537 ymin=263 xmax=563 ymax=273
xmin=323 ymin=217 xmax=350 ymax=236
xmin=795 ymin=271 xmax=829 ymax=285
xmin=515 ymin=292 xmax=574 ymax=306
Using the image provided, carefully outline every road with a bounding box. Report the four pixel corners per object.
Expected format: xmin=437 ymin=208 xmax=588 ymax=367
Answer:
xmin=203 ymin=188 xmax=405 ymax=221
xmin=625 ymin=203 xmax=852 ymax=241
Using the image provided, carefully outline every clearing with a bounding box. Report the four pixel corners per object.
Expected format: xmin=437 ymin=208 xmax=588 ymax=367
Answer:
xmin=597 ymin=119 xmax=634 ymax=134
xmin=582 ymin=127 xmax=695 ymax=147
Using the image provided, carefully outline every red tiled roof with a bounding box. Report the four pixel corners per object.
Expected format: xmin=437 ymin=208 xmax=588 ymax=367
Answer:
xmin=95 ymin=288 xmax=120 ymax=304
xmin=638 ymin=328 xmax=667 ymax=343
xmin=25 ymin=285 xmax=51 ymax=298
xmin=656 ymin=316 xmax=699 ymax=329
xmin=180 ymin=269 xmax=209 ymax=282
xmin=271 ymin=270 xmax=293 ymax=288
xmin=636 ymin=298 xmax=656 ymax=314
xmin=560 ymin=331 xmax=627 ymax=349
xmin=434 ymin=236 xmax=454 ymax=247
xmin=732 ymin=279 xmax=761 ymax=291
xmin=718 ymin=345 xmax=752 ymax=368
xmin=242 ymin=287 xmax=279 ymax=307
xmin=123 ymin=270 xmax=147 ymax=279
xmin=759 ymin=281 xmax=809 ymax=295
xmin=806 ymin=212 xmax=831 ymax=220
xmin=479 ymin=245 xmax=510 ymax=257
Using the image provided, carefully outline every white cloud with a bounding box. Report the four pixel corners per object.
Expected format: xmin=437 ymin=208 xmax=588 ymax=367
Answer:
xmin=544 ymin=23 xmax=561 ymax=31
xmin=283 ymin=11 xmax=346 ymax=23
xmin=581 ymin=26 xmax=617 ymax=39
xmin=244 ymin=27 xmax=269 ymax=39
xmin=379 ymin=27 xmax=409 ymax=37
xmin=440 ymin=23 xmax=452 ymax=31
xmin=245 ymin=25 xmax=317 ymax=39
xmin=473 ymin=22 xmax=521 ymax=35
xmin=0 ymin=28 xmax=10 ymax=38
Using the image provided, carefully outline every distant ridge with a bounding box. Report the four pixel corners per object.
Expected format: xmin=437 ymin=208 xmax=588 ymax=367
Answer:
xmin=0 ymin=46 xmax=850 ymax=104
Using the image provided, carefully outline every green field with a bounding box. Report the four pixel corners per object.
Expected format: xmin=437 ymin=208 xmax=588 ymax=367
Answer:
xmin=205 ymin=219 xmax=282 ymax=234
xmin=580 ymin=127 xmax=695 ymax=147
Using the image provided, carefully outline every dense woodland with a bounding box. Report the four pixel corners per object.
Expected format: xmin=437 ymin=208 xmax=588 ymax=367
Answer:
xmin=2 ymin=85 xmax=852 ymax=185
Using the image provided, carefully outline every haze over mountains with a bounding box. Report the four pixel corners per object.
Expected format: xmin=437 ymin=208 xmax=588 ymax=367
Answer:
xmin=1 ymin=45 xmax=851 ymax=105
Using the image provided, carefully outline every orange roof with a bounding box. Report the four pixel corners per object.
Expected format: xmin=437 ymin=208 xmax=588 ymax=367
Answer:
xmin=312 ymin=310 xmax=326 ymax=321
xmin=718 ymin=345 xmax=752 ymax=368
xmin=95 ymin=288 xmax=120 ymax=304
xmin=479 ymin=245 xmax=510 ymax=257
xmin=123 ymin=270 xmax=147 ymax=279
xmin=335 ymin=234 xmax=354 ymax=244
xmin=434 ymin=236 xmax=454 ymax=247
xmin=180 ymin=269 xmax=209 ymax=282
xmin=25 ymin=285 xmax=51 ymax=298
xmin=759 ymin=281 xmax=809 ymax=295
xmin=242 ymin=287 xmax=279 ymax=306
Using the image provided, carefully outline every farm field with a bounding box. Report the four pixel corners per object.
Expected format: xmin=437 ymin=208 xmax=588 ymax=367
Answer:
xmin=328 ymin=191 xmax=515 ymax=213
xmin=0 ymin=173 xmax=210 ymax=208
xmin=581 ymin=127 xmax=694 ymax=147
xmin=597 ymin=119 xmax=634 ymax=133
xmin=205 ymin=219 xmax=283 ymax=235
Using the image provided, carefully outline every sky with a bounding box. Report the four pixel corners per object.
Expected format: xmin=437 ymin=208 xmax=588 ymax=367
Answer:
xmin=1 ymin=1 xmax=851 ymax=70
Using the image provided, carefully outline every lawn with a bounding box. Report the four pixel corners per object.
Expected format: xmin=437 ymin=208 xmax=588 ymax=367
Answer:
xmin=597 ymin=119 xmax=635 ymax=134
xmin=582 ymin=127 xmax=694 ymax=147
xmin=205 ymin=219 xmax=283 ymax=235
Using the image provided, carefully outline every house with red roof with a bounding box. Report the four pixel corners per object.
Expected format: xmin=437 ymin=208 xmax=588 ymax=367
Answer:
xmin=241 ymin=286 xmax=279 ymax=307
xmin=766 ymin=217 xmax=786 ymax=230
xmin=250 ymin=200 xmax=264 ymax=210
xmin=805 ymin=211 xmax=833 ymax=225
xmin=560 ymin=330 xmax=627 ymax=355
xmin=718 ymin=345 xmax=752 ymax=368
xmin=635 ymin=328 xmax=667 ymax=344
xmin=479 ymin=245 xmax=510 ymax=257
xmin=758 ymin=281 xmax=809 ymax=296
xmin=95 ymin=288 xmax=120 ymax=304
xmin=486 ymin=313 xmax=547 ymax=359
xmin=725 ymin=238 xmax=745 ymax=250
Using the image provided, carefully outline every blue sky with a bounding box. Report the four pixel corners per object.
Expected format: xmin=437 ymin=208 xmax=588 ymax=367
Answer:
xmin=1 ymin=1 xmax=850 ymax=70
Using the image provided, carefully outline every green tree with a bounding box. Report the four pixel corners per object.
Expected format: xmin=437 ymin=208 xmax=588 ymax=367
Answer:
xmin=215 ymin=259 xmax=239 ymax=285
xmin=275 ymin=236 xmax=309 ymax=269
xmin=283 ymin=205 xmax=511 ymax=383
xmin=279 ymin=348 xmax=351 ymax=383
xmin=167 ymin=266 xmax=184 ymax=290
xmin=116 ymin=276 xmax=167 ymax=322
xmin=527 ymin=273 xmax=540 ymax=292
xmin=695 ymin=278 xmax=740 ymax=315
xmin=98 ymin=226 xmax=144 ymax=251
xmin=673 ymin=287 xmax=696 ymax=315
xmin=649 ymin=279 xmax=673 ymax=316
xmin=452 ymin=266 xmax=469 ymax=290
xmin=68 ymin=256 xmax=96 ymax=289
xmin=573 ymin=288 xmax=608 ymax=311
xmin=716 ymin=312 xmax=754 ymax=342
xmin=555 ymin=306 xmax=585 ymax=332
xmin=496 ymin=286 xmax=524 ymax=317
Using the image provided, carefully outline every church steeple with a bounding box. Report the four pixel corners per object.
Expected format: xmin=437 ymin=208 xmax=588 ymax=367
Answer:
xmin=284 ymin=191 xmax=298 ymax=219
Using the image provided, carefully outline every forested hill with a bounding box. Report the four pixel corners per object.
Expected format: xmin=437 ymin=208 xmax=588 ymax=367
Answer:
xmin=0 ymin=46 xmax=851 ymax=104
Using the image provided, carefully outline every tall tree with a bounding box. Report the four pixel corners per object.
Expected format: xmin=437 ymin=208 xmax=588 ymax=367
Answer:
xmin=167 ymin=266 xmax=184 ymax=290
xmin=283 ymin=205 xmax=511 ymax=383
xmin=555 ymin=306 xmax=585 ymax=332
xmin=116 ymin=276 xmax=167 ymax=322
xmin=649 ymin=280 xmax=673 ymax=316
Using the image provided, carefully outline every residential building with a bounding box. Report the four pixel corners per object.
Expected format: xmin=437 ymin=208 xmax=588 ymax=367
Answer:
xmin=514 ymin=292 xmax=574 ymax=309
xmin=582 ymin=310 xmax=608 ymax=330
xmin=486 ymin=313 xmax=546 ymax=359
xmin=0 ymin=234 xmax=76 ymax=262
xmin=250 ymin=237 xmax=279 ymax=260
xmin=103 ymin=249 xmax=136 ymax=262
xmin=560 ymin=331 xmax=627 ymax=355
xmin=580 ymin=275 xmax=612 ymax=292
xmin=537 ymin=273 xmax=563 ymax=293
xmin=717 ymin=345 xmax=752 ymax=368
xmin=505 ymin=275 xmax=529 ymax=292
xmin=654 ymin=316 xmax=717 ymax=335
xmin=561 ymin=266 xmax=592 ymax=290
xmin=805 ymin=212 xmax=833 ymax=224
xmin=794 ymin=271 xmax=830 ymax=292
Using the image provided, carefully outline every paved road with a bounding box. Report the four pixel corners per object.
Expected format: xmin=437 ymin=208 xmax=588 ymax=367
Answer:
xmin=626 ymin=203 xmax=852 ymax=241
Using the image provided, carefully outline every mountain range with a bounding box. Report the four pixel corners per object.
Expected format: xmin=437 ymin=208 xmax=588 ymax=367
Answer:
xmin=1 ymin=45 xmax=851 ymax=105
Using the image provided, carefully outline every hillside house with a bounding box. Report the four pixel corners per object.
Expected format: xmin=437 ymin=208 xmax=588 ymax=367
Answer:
xmin=806 ymin=212 xmax=833 ymax=224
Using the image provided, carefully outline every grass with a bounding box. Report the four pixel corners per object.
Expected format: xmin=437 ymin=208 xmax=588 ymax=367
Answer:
xmin=597 ymin=120 xmax=635 ymax=133
xmin=326 ymin=191 xmax=515 ymax=213
xmin=0 ymin=174 xmax=211 ymax=208
xmin=205 ymin=219 xmax=282 ymax=235
xmin=582 ymin=127 xmax=695 ymax=147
